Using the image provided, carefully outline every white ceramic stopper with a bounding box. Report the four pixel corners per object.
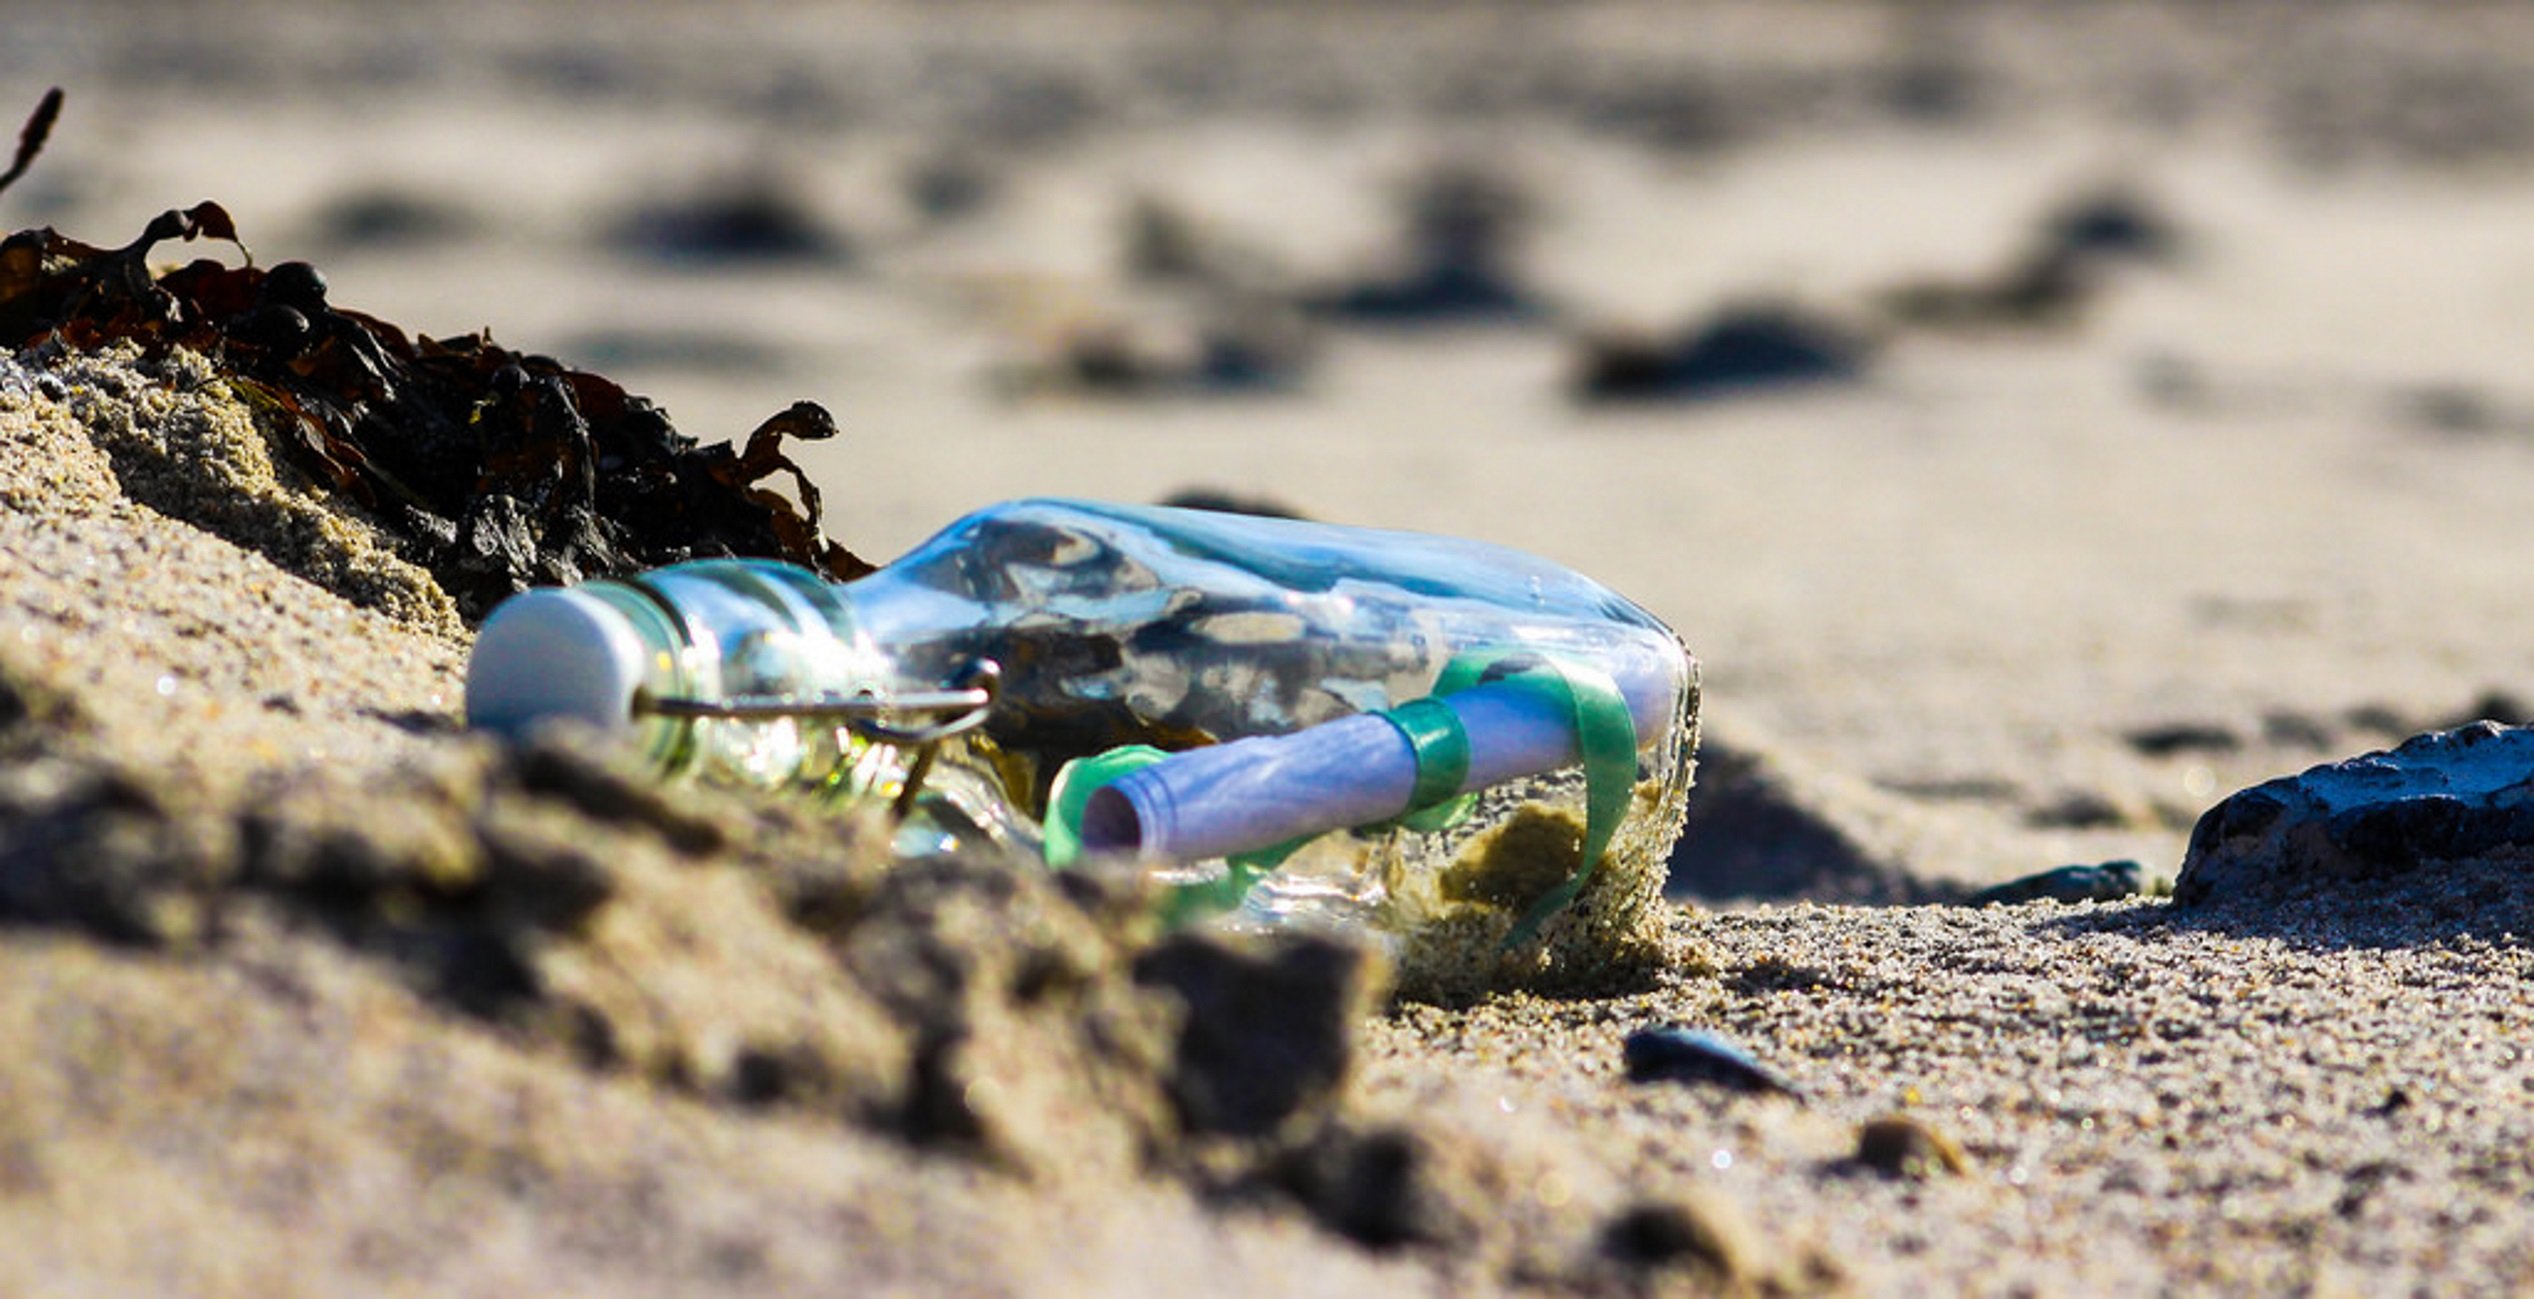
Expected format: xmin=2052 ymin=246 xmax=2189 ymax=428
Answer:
xmin=464 ymin=588 xmax=654 ymax=738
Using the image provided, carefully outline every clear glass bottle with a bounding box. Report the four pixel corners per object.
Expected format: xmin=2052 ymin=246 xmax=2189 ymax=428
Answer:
xmin=465 ymin=497 xmax=1698 ymax=995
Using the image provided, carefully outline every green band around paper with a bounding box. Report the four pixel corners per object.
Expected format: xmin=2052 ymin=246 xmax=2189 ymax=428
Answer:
xmin=1379 ymin=696 xmax=1472 ymax=815
xmin=1042 ymin=744 xmax=1168 ymax=869
xmin=1044 ymin=742 xmax=1279 ymax=924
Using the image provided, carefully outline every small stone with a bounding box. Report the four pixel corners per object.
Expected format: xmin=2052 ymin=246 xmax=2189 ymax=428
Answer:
xmin=1572 ymin=302 xmax=1869 ymax=402
xmin=2126 ymin=720 xmax=2242 ymax=757
xmin=2023 ymin=790 xmax=2138 ymax=830
xmin=1622 ymin=1025 xmax=1804 ymax=1099
xmin=1965 ymin=859 xmax=2144 ymax=906
xmin=1854 ymin=1114 xmax=1970 ymax=1180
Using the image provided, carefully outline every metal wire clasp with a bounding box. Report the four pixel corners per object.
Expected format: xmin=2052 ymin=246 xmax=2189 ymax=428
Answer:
xmin=632 ymin=659 xmax=1003 ymax=817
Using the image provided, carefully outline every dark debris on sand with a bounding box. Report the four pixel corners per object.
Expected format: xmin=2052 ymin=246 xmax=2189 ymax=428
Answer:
xmin=1014 ymin=308 xmax=1317 ymax=399
xmin=606 ymin=168 xmax=854 ymax=268
xmin=1877 ymin=182 xmax=2182 ymax=334
xmin=1 ymin=204 xmax=868 ymax=621
xmin=1307 ymin=161 xmax=1547 ymax=327
xmin=1572 ymin=301 xmax=1873 ymax=404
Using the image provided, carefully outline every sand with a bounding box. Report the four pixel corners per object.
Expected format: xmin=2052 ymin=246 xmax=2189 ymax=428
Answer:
xmin=8 ymin=1 xmax=2534 ymax=1293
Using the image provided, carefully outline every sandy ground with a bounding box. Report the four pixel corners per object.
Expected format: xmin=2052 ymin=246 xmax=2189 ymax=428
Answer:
xmin=8 ymin=1 xmax=2534 ymax=1293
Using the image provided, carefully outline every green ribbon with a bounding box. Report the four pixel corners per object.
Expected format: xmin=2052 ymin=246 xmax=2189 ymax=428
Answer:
xmin=1042 ymin=744 xmax=1168 ymax=869
xmin=1042 ymin=741 xmax=1281 ymax=925
xmin=1466 ymin=654 xmax=1637 ymax=947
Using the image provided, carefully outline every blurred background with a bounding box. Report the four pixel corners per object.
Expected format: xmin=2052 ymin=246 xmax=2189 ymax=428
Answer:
xmin=12 ymin=0 xmax=2534 ymax=898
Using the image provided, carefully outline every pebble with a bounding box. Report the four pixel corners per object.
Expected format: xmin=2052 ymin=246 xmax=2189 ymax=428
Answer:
xmin=1965 ymin=859 xmax=2144 ymax=906
xmin=1854 ymin=1114 xmax=1971 ymax=1180
xmin=1621 ymin=1026 xmax=1804 ymax=1099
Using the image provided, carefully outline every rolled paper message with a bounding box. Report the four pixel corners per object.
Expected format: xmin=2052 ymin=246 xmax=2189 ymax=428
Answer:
xmin=1076 ymin=643 xmax=1680 ymax=864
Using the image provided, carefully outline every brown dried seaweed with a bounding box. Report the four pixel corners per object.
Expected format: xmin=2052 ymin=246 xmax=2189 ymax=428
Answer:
xmin=1 ymin=205 xmax=872 ymax=619
xmin=0 ymin=88 xmax=60 ymax=201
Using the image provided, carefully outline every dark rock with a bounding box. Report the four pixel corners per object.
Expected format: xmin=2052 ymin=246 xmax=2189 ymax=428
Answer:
xmin=2429 ymin=689 xmax=2533 ymax=731
xmin=2024 ymin=790 xmax=2138 ymax=830
xmin=1005 ymin=305 xmax=1316 ymax=399
xmin=1312 ymin=263 xmax=1539 ymax=326
xmin=1883 ymin=54 xmax=1987 ymax=124
xmin=1622 ymin=1025 xmax=1804 ymax=1099
xmin=1122 ymin=194 xmax=1219 ymax=283
xmin=2345 ymin=703 xmax=2414 ymax=737
xmin=904 ymin=151 xmax=998 ymax=223
xmin=607 ymin=172 xmax=850 ymax=267
xmin=2392 ymin=382 xmax=2505 ymax=435
xmin=1571 ymin=302 xmax=1870 ymax=402
xmin=305 ymin=186 xmax=481 ymax=252
xmin=1191 ymin=317 xmax=1314 ymax=391
xmin=2263 ymin=710 xmax=2340 ymax=750
xmin=1965 ymin=860 xmax=2145 ymax=907
xmin=2126 ymin=720 xmax=2243 ymax=757
xmin=1307 ymin=161 xmax=1544 ymax=326
xmin=2041 ymin=185 xmax=2182 ymax=263
xmin=1580 ymin=78 xmax=1742 ymax=153
xmin=2177 ymin=722 xmax=2534 ymax=905
xmin=1880 ymin=182 xmax=2178 ymax=334
xmin=1878 ymin=244 xmax=2102 ymax=331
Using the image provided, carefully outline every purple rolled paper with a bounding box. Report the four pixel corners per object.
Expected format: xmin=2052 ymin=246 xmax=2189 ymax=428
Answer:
xmin=1077 ymin=645 xmax=1681 ymax=863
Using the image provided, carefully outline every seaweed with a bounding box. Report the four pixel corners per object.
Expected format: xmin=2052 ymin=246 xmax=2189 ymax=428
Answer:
xmin=1 ymin=107 xmax=870 ymax=620
xmin=0 ymin=87 xmax=60 ymax=201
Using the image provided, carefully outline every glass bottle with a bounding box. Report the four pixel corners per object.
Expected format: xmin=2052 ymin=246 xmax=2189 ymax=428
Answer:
xmin=464 ymin=497 xmax=1698 ymax=994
